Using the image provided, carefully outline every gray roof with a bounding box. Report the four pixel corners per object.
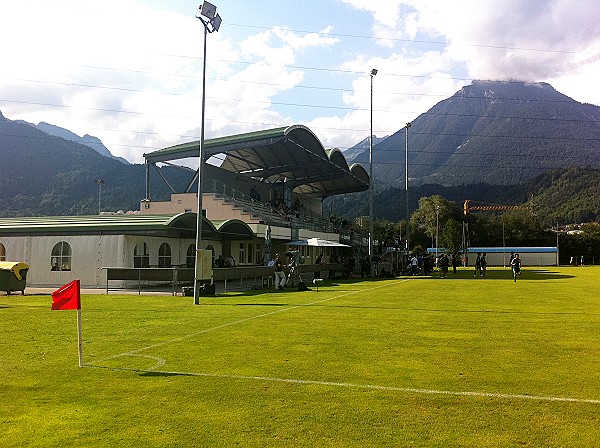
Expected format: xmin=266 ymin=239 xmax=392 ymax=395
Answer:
xmin=0 ymin=214 xmax=254 ymax=240
xmin=143 ymin=125 xmax=369 ymax=199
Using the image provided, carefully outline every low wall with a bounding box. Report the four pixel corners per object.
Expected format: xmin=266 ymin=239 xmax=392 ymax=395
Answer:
xmin=103 ymin=263 xmax=348 ymax=294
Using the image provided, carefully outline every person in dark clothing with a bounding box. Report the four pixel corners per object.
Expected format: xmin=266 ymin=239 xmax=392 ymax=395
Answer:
xmin=273 ymin=253 xmax=286 ymax=290
xmin=474 ymin=253 xmax=481 ymax=277
xmin=480 ymin=253 xmax=487 ymax=277
xmin=510 ymin=253 xmax=522 ymax=282
xmin=439 ymin=254 xmax=449 ymax=278
xmin=314 ymin=253 xmax=323 ymax=278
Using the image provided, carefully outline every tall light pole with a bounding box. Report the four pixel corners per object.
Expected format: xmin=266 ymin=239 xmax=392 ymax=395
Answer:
xmin=405 ymin=122 xmax=411 ymax=254
xmin=368 ymin=68 xmax=377 ymax=272
xmin=194 ymin=1 xmax=222 ymax=305
xmin=435 ymin=204 xmax=440 ymax=262
xmin=94 ymin=179 xmax=104 ymax=215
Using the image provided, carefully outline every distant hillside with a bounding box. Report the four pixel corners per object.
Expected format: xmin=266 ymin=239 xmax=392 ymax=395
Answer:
xmin=0 ymin=111 xmax=186 ymax=217
xmin=27 ymin=121 xmax=129 ymax=164
xmin=526 ymin=167 xmax=600 ymax=224
xmin=353 ymin=80 xmax=600 ymax=186
xmin=328 ymin=183 xmax=526 ymax=223
xmin=328 ymin=166 xmax=600 ymax=226
xmin=3 ymin=107 xmax=600 ymax=224
xmin=342 ymin=135 xmax=388 ymax=162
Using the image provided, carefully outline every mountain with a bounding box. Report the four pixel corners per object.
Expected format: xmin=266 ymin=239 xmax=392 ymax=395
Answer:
xmin=3 ymin=103 xmax=600 ymax=224
xmin=354 ymin=80 xmax=600 ymax=186
xmin=526 ymin=167 xmax=600 ymax=224
xmin=342 ymin=135 xmax=388 ymax=162
xmin=23 ymin=120 xmax=130 ymax=164
xmin=0 ymin=111 xmax=185 ymax=217
xmin=328 ymin=166 xmax=600 ymax=226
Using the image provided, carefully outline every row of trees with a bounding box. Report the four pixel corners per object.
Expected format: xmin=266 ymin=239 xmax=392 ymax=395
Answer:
xmin=352 ymin=195 xmax=600 ymax=264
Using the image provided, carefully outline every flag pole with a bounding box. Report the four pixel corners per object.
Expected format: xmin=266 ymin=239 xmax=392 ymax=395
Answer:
xmin=77 ymin=308 xmax=84 ymax=367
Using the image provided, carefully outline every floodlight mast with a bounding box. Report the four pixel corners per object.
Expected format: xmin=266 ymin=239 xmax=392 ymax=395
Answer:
xmin=369 ymin=69 xmax=377 ymax=274
xmin=194 ymin=1 xmax=221 ymax=305
xmin=94 ymin=179 xmax=105 ymax=215
xmin=405 ymin=122 xmax=411 ymax=254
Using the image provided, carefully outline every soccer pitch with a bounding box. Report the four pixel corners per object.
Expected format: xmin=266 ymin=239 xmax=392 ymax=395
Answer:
xmin=2 ymin=267 xmax=600 ymax=447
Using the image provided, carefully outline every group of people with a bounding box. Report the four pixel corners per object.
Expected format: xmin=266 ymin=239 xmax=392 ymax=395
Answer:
xmin=569 ymin=255 xmax=585 ymax=266
xmin=249 ymin=187 xmax=303 ymax=222
xmin=406 ymin=253 xmax=458 ymax=277
xmin=474 ymin=252 xmax=522 ymax=281
xmin=473 ymin=253 xmax=487 ymax=277
xmin=214 ymin=254 xmax=236 ymax=268
xmin=269 ymin=250 xmax=525 ymax=290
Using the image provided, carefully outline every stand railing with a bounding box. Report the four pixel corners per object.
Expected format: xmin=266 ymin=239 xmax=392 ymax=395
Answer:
xmin=205 ymin=179 xmax=333 ymax=232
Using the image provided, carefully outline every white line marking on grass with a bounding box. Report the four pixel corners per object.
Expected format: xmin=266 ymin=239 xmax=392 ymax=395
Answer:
xmin=89 ymin=281 xmax=402 ymax=366
xmin=89 ymin=279 xmax=600 ymax=405
xmin=87 ymin=365 xmax=600 ymax=405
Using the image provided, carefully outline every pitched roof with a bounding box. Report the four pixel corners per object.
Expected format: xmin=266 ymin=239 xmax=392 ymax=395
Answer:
xmin=0 ymin=213 xmax=251 ymax=240
xmin=143 ymin=125 xmax=369 ymax=199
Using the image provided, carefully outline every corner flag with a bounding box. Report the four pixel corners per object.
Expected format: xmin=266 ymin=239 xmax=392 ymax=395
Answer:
xmin=51 ymin=279 xmax=84 ymax=366
xmin=51 ymin=280 xmax=81 ymax=310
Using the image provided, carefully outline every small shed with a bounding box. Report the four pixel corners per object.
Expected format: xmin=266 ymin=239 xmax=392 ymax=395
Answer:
xmin=428 ymin=247 xmax=558 ymax=267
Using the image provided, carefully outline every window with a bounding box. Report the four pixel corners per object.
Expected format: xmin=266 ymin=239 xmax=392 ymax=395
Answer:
xmin=238 ymin=242 xmax=245 ymax=266
xmin=158 ymin=243 xmax=171 ymax=267
xmin=255 ymin=246 xmax=262 ymax=265
xmin=186 ymin=244 xmax=196 ymax=268
xmin=0 ymin=243 xmax=5 ymax=261
xmin=51 ymin=241 xmax=72 ymax=271
xmin=134 ymin=242 xmax=149 ymax=268
xmin=247 ymin=244 xmax=253 ymax=264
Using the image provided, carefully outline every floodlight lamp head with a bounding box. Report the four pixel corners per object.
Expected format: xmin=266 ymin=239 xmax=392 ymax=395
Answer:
xmin=199 ymin=1 xmax=217 ymax=19
xmin=371 ymin=69 xmax=378 ymax=76
xmin=212 ymin=13 xmax=222 ymax=32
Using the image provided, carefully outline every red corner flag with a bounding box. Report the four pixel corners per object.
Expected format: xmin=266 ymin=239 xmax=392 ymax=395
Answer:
xmin=51 ymin=280 xmax=81 ymax=310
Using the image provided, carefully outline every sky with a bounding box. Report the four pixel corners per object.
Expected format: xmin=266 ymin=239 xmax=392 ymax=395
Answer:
xmin=1 ymin=0 xmax=599 ymax=164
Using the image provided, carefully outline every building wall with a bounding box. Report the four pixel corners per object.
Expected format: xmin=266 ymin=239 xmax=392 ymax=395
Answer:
xmin=464 ymin=252 xmax=557 ymax=267
xmin=141 ymin=193 xmax=198 ymax=214
xmin=0 ymin=234 xmax=223 ymax=289
xmin=1 ymin=235 xmax=124 ymax=288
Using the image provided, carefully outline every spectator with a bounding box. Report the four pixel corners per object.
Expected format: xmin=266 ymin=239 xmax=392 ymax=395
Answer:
xmin=474 ymin=253 xmax=482 ymax=277
xmin=273 ymin=253 xmax=286 ymax=290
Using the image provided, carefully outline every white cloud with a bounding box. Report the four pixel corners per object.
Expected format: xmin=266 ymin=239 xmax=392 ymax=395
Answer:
xmin=346 ymin=1 xmax=600 ymax=88
xmin=0 ymin=1 xmax=342 ymax=163
xmin=305 ymin=48 xmax=464 ymax=151
xmin=1 ymin=0 xmax=598 ymax=167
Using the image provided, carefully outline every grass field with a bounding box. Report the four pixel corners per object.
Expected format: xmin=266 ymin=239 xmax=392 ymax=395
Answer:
xmin=2 ymin=266 xmax=600 ymax=447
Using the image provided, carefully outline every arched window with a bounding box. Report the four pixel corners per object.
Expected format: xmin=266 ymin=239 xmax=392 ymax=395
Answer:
xmin=51 ymin=242 xmax=72 ymax=271
xmin=134 ymin=242 xmax=149 ymax=268
xmin=158 ymin=243 xmax=171 ymax=268
xmin=0 ymin=243 xmax=5 ymax=261
xmin=186 ymin=244 xmax=195 ymax=268
xmin=206 ymin=245 xmax=214 ymax=266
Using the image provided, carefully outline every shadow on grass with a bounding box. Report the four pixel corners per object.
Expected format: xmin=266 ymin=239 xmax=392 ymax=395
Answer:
xmin=401 ymin=269 xmax=575 ymax=281
xmin=87 ymin=365 xmax=194 ymax=377
xmin=235 ymin=303 xmax=288 ymax=307
xmin=139 ymin=371 xmax=194 ymax=377
xmin=304 ymin=303 xmax=597 ymax=315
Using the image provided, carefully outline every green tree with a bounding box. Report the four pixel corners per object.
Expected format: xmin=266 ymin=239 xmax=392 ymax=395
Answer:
xmin=440 ymin=218 xmax=463 ymax=254
xmin=410 ymin=195 xmax=461 ymax=242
